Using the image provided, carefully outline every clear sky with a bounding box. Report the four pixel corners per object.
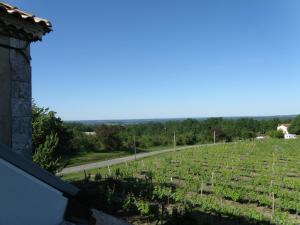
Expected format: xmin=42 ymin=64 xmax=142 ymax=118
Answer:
xmin=6 ymin=0 xmax=300 ymax=120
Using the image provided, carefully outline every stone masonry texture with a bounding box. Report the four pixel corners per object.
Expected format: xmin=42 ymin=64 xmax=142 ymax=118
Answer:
xmin=0 ymin=35 xmax=32 ymax=159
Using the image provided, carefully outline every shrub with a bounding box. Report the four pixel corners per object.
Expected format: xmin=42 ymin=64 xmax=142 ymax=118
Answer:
xmin=289 ymin=115 xmax=300 ymax=134
xmin=94 ymin=172 xmax=102 ymax=182
xmin=33 ymin=133 xmax=62 ymax=174
xmin=71 ymin=130 xmax=100 ymax=152
xmin=32 ymin=102 xmax=73 ymax=156
xmin=268 ymin=130 xmax=284 ymax=139
xmin=95 ymin=125 xmax=123 ymax=151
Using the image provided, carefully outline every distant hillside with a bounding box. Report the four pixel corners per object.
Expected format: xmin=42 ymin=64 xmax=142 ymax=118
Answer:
xmin=66 ymin=115 xmax=296 ymax=125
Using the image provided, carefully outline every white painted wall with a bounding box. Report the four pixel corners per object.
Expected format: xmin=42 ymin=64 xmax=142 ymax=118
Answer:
xmin=277 ymin=125 xmax=289 ymax=135
xmin=83 ymin=132 xmax=96 ymax=136
xmin=0 ymin=159 xmax=68 ymax=225
xmin=284 ymin=134 xmax=297 ymax=139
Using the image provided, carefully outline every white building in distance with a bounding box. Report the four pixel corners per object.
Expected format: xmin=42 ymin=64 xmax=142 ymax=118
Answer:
xmin=84 ymin=131 xmax=96 ymax=136
xmin=277 ymin=124 xmax=290 ymax=135
xmin=277 ymin=124 xmax=297 ymax=139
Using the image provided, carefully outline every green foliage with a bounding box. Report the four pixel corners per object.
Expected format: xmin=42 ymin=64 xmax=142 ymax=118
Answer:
xmin=64 ymin=122 xmax=94 ymax=132
xmin=32 ymin=102 xmax=75 ymax=173
xmin=94 ymin=172 xmax=102 ymax=182
xmin=135 ymin=199 xmax=151 ymax=216
xmin=95 ymin=125 xmax=123 ymax=150
xmin=33 ymin=133 xmax=62 ymax=174
xmin=118 ymin=117 xmax=288 ymax=148
xmin=32 ymin=102 xmax=73 ymax=156
xmin=70 ymin=130 xmax=100 ymax=152
xmin=122 ymin=195 xmax=138 ymax=213
xmin=289 ymin=115 xmax=300 ymax=134
xmin=63 ymin=116 xmax=292 ymax=158
xmin=69 ymin=139 xmax=300 ymax=225
xmin=268 ymin=130 xmax=284 ymax=139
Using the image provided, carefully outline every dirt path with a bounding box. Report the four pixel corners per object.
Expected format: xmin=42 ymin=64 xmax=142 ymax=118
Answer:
xmin=60 ymin=143 xmax=218 ymax=175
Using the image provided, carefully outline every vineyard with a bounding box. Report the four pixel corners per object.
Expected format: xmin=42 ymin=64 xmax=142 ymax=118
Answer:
xmin=66 ymin=139 xmax=300 ymax=225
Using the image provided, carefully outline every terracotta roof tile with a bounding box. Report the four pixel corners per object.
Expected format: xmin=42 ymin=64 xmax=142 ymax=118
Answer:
xmin=0 ymin=2 xmax=52 ymax=32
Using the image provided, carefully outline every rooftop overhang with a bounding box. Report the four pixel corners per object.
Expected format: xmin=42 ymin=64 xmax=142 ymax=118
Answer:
xmin=0 ymin=2 xmax=52 ymax=41
xmin=0 ymin=143 xmax=80 ymax=197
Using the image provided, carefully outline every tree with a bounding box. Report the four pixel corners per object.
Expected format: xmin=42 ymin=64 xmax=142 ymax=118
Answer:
xmin=289 ymin=115 xmax=300 ymax=134
xmin=32 ymin=102 xmax=73 ymax=173
xmin=33 ymin=133 xmax=62 ymax=174
xmin=268 ymin=130 xmax=284 ymax=139
xmin=71 ymin=129 xmax=100 ymax=152
xmin=32 ymin=102 xmax=73 ymax=156
xmin=95 ymin=125 xmax=123 ymax=150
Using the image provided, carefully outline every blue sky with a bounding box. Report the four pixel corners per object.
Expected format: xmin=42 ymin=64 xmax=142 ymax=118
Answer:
xmin=6 ymin=0 xmax=300 ymax=120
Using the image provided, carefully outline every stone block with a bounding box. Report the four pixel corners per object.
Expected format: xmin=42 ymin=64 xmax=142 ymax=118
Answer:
xmin=0 ymin=35 xmax=12 ymax=147
xmin=0 ymin=36 xmax=32 ymax=159
xmin=11 ymin=115 xmax=32 ymax=157
xmin=12 ymin=142 xmax=32 ymax=158
xmin=0 ymin=117 xmax=11 ymax=146
xmin=12 ymin=116 xmax=32 ymax=135
xmin=10 ymin=49 xmax=31 ymax=82
xmin=12 ymin=133 xmax=30 ymax=145
xmin=12 ymin=98 xmax=31 ymax=117
xmin=12 ymin=81 xmax=31 ymax=99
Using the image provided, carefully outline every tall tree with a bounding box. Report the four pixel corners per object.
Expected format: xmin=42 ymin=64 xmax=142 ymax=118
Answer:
xmin=32 ymin=102 xmax=73 ymax=156
xmin=32 ymin=102 xmax=72 ymax=173
xmin=33 ymin=133 xmax=62 ymax=173
xmin=289 ymin=115 xmax=300 ymax=134
xmin=95 ymin=125 xmax=123 ymax=150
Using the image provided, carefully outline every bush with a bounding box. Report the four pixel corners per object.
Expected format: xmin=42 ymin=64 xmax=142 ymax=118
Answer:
xmin=32 ymin=103 xmax=73 ymax=156
xmin=268 ymin=130 xmax=284 ymax=139
xmin=94 ymin=172 xmax=102 ymax=182
xmin=33 ymin=133 xmax=62 ymax=174
xmin=289 ymin=115 xmax=300 ymax=134
xmin=95 ymin=125 xmax=123 ymax=150
xmin=32 ymin=102 xmax=73 ymax=173
xmin=71 ymin=130 xmax=100 ymax=152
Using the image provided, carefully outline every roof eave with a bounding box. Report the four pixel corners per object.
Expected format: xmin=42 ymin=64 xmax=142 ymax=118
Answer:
xmin=0 ymin=2 xmax=52 ymax=41
xmin=0 ymin=144 xmax=80 ymax=197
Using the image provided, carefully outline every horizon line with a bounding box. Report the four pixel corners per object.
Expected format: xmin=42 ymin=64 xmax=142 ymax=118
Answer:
xmin=64 ymin=114 xmax=297 ymax=122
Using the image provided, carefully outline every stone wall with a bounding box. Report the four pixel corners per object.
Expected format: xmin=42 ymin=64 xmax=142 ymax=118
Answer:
xmin=0 ymin=35 xmax=11 ymax=147
xmin=0 ymin=35 xmax=32 ymax=158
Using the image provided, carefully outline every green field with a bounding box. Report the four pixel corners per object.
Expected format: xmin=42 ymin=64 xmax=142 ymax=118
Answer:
xmin=64 ymin=139 xmax=300 ymax=225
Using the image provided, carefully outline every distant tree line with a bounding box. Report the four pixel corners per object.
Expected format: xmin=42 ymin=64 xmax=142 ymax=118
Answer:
xmin=66 ymin=117 xmax=293 ymax=152
xmin=116 ymin=117 xmax=288 ymax=148
xmin=32 ymin=102 xmax=298 ymax=173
